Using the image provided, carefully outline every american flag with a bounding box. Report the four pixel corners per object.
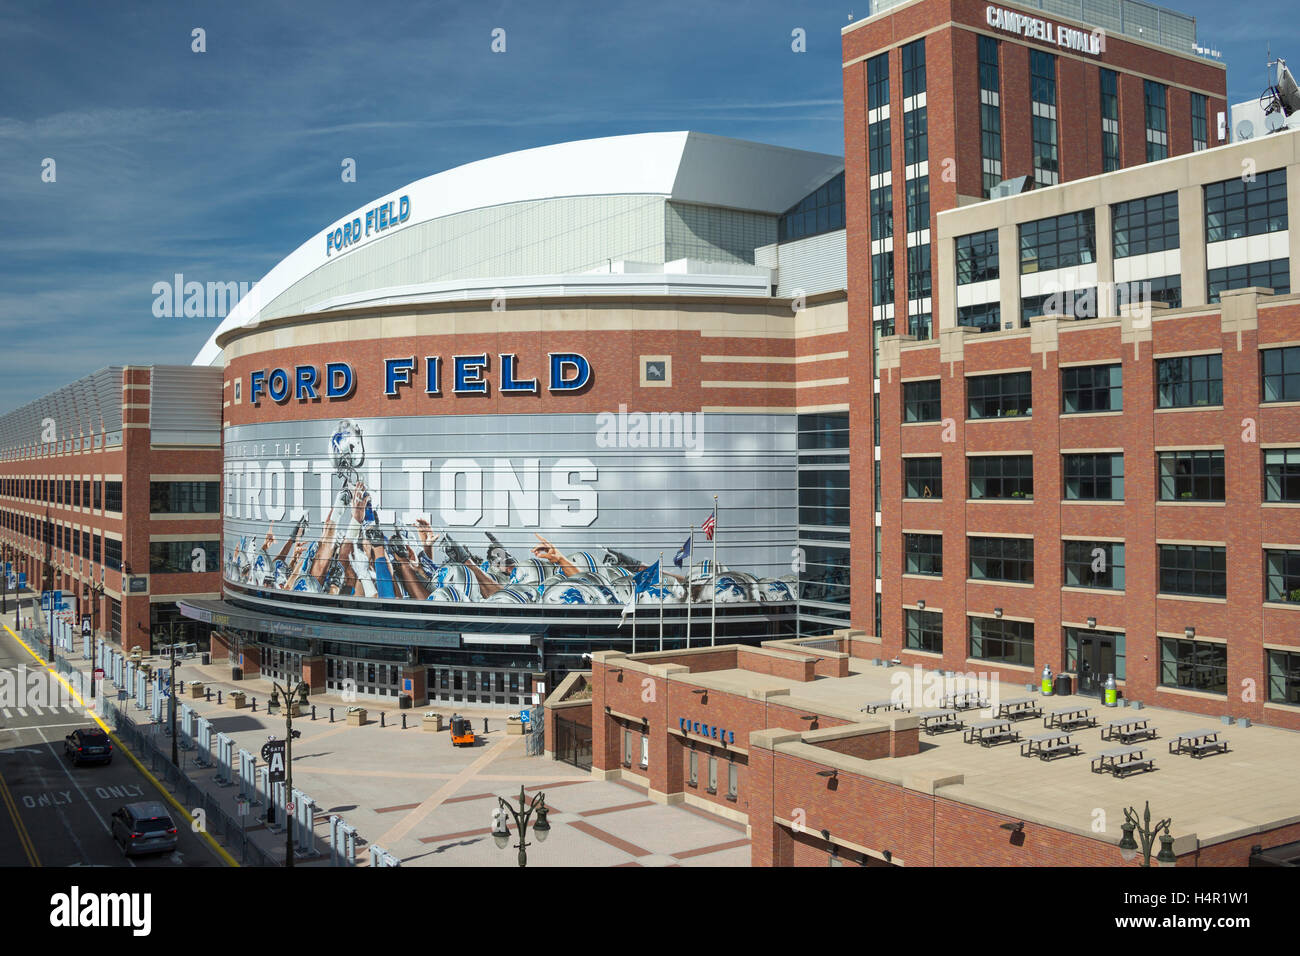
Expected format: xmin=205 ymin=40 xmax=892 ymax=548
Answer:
xmin=702 ymin=511 xmax=716 ymax=540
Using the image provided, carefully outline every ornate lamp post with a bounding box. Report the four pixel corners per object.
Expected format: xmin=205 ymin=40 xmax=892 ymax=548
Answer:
xmin=491 ymin=786 xmax=550 ymax=867
xmin=1118 ymin=801 xmax=1178 ymax=867
xmin=267 ymin=679 xmax=310 ymax=868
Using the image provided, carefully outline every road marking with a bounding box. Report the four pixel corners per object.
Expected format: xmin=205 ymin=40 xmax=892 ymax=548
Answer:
xmin=35 ymin=727 xmax=132 ymax=868
xmin=1 ymin=709 xmax=9 ymax=719
xmin=0 ymin=768 xmax=40 ymax=866
xmin=15 ymin=709 xmax=26 ymax=718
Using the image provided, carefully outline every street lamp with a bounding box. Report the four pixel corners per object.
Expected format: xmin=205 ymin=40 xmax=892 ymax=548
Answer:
xmin=267 ymin=678 xmax=310 ymax=868
xmin=1118 ymin=801 xmax=1178 ymax=867
xmin=86 ymin=574 xmax=106 ymax=698
xmin=491 ymin=786 xmax=550 ymax=867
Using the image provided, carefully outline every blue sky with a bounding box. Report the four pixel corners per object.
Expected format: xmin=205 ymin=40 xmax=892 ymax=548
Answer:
xmin=0 ymin=0 xmax=1292 ymax=412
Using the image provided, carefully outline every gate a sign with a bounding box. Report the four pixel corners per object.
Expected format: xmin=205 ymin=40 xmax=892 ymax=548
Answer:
xmin=262 ymin=739 xmax=287 ymax=783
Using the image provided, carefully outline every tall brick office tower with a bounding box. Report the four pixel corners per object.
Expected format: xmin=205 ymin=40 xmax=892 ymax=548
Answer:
xmin=841 ymin=0 xmax=1227 ymax=636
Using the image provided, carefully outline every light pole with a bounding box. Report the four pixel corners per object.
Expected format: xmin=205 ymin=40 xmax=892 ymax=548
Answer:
xmin=491 ymin=785 xmax=550 ymax=867
xmin=86 ymin=575 xmax=105 ymax=698
xmin=1118 ymin=801 xmax=1178 ymax=867
xmin=153 ymin=619 xmax=185 ymax=766
xmin=267 ymin=679 xmax=309 ymax=868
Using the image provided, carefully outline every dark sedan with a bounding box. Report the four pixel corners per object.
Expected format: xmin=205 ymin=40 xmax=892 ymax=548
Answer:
xmin=64 ymin=728 xmax=114 ymax=766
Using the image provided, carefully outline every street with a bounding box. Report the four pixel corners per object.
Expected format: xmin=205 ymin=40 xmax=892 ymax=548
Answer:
xmin=0 ymin=606 xmax=219 ymax=868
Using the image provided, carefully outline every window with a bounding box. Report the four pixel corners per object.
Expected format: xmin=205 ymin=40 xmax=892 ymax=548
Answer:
xmin=905 ymin=608 xmax=943 ymax=653
xmin=870 ymin=184 xmax=893 ymax=239
xmin=1064 ymin=453 xmax=1125 ymax=500
xmin=907 ymin=244 xmax=931 ymax=299
xmin=957 ymin=302 xmax=1002 ymax=333
xmin=1159 ymin=637 xmax=1227 ymax=694
xmin=623 ymin=729 xmax=633 ymax=766
xmin=64 ymin=480 xmax=71 ymax=504
xmin=905 ymin=176 xmax=929 ymax=232
xmin=872 ymin=251 xmax=894 ymax=307
xmin=868 ymin=119 xmax=892 ymax=177
xmin=1208 ymin=259 xmax=1290 ymax=303
xmin=104 ymin=481 xmax=122 ymax=513
xmin=104 ymin=537 xmax=122 ymax=572
xmin=1100 ymin=68 xmax=1120 ymax=172
xmin=1265 ymin=549 xmax=1300 ymax=603
xmin=901 ymin=38 xmax=925 ymax=98
xmin=707 ymin=754 xmax=718 ymax=793
xmin=969 ymin=455 xmax=1033 ymax=499
xmin=799 ymin=469 xmax=848 ymax=527
xmin=903 ymin=107 xmax=928 ymax=166
xmin=967 ymin=371 xmax=1031 ymax=419
xmin=1113 ymin=192 xmax=1179 ymax=258
xmin=1158 ymin=544 xmax=1227 ymax=598
xmin=688 ymin=749 xmax=698 ymax=786
xmin=1262 ymin=346 xmax=1300 ymax=403
xmin=904 ymin=458 xmax=942 ymax=499
xmin=1144 ymin=81 xmax=1168 ymax=161
xmin=93 ymin=480 xmax=101 ymax=510
xmin=1019 ymin=210 xmax=1095 ymax=273
xmin=1063 ymin=540 xmax=1125 ymax=590
xmin=73 ymin=480 xmax=81 ymax=508
xmin=969 ymin=536 xmax=1033 ymax=583
xmin=149 ymin=540 xmax=220 ymax=574
xmin=1156 ymin=354 xmax=1222 ymax=408
xmin=1115 ymin=273 xmax=1181 ymax=311
xmin=867 ymin=52 xmax=889 ymax=111
xmin=1191 ymin=92 xmax=1208 ymax=151
xmin=1064 ymin=628 xmax=1127 ymax=681
xmin=1205 ymin=169 xmax=1287 ymax=242
xmin=1268 ymin=649 xmax=1300 ymax=705
xmin=903 ymin=379 xmax=941 ymax=422
xmin=727 ymin=761 xmax=738 ymax=800
xmin=639 ymin=734 xmax=648 ymax=769
xmin=1062 ymin=364 xmax=1121 ymax=414
xmin=969 ymin=616 xmax=1034 ymax=667
xmin=956 ymin=229 xmax=999 ymax=284
xmin=149 ymin=481 xmax=221 ymax=514
xmin=978 ymin=35 xmax=1002 ymax=196
xmin=1158 ymin=450 xmax=1225 ymax=501
xmin=908 ymin=313 xmax=931 ymax=339
xmin=904 ymin=533 xmax=943 ymax=576
xmin=1030 ymin=51 xmax=1057 ymax=186
xmin=778 ymin=173 xmax=845 ymax=242
xmin=1264 ymin=448 xmax=1300 ymax=501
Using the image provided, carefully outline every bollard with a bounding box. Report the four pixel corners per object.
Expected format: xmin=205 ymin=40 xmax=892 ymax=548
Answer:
xmin=401 ymin=714 xmax=407 ymax=730
xmin=311 ymin=705 xmax=317 ymax=721
xmin=484 ymin=718 xmax=489 ymax=734
xmin=380 ymin=712 xmax=386 ymax=728
xmin=252 ymin=697 xmax=257 ymax=712
xmin=217 ymin=690 xmax=223 ymax=705
xmin=329 ymin=707 xmax=334 ymax=723
xmin=179 ymin=680 xmax=185 ymax=694
xmin=206 ymin=688 xmax=212 ymax=701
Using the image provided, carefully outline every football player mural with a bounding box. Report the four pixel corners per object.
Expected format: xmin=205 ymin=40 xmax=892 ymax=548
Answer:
xmin=225 ymin=419 xmax=799 ymax=606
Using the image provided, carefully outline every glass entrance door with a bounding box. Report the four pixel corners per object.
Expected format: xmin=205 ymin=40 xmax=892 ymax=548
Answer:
xmin=1077 ymin=632 xmax=1116 ymax=697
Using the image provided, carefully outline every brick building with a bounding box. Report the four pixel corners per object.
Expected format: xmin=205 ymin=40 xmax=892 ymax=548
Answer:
xmin=545 ymin=636 xmax=1300 ymax=866
xmin=841 ymin=0 xmax=1227 ymax=637
xmin=875 ymin=124 xmax=1300 ymax=728
xmin=0 ymin=365 xmax=223 ymax=653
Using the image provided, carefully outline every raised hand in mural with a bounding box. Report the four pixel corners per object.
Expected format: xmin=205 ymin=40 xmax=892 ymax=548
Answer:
xmin=531 ymin=533 xmax=578 ymax=577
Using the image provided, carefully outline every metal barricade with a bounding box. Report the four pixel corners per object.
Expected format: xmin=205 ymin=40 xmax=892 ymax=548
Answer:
xmin=238 ymin=750 xmax=259 ymax=803
xmin=329 ymin=816 xmax=357 ymax=867
xmin=135 ymin=667 xmax=149 ymax=710
xmin=215 ymin=733 xmax=234 ymax=785
xmin=178 ymin=702 xmax=195 ymax=750
xmin=291 ymin=789 xmax=319 ymax=858
xmin=370 ymin=845 xmax=401 ymax=867
xmin=194 ymin=717 xmax=213 ymax=767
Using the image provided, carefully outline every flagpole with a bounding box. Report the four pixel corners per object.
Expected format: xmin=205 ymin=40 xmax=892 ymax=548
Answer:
xmin=658 ymin=552 xmax=664 ymax=652
xmin=632 ymin=592 xmax=636 ymax=655
xmin=686 ymin=526 xmax=694 ymax=649
xmin=711 ymin=495 xmax=718 ymax=647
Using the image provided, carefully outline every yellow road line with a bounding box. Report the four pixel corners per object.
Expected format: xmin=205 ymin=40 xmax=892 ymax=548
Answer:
xmin=0 ymin=769 xmax=40 ymax=867
xmin=2 ymin=624 xmax=239 ymax=868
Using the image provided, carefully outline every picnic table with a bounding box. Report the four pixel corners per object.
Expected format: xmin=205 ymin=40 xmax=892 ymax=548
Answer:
xmin=1044 ymin=706 xmax=1097 ymax=731
xmin=919 ymin=709 xmax=964 ymax=736
xmin=941 ymin=689 xmax=988 ymax=711
xmin=1090 ymin=744 xmax=1155 ymax=777
xmin=1168 ymin=728 xmax=1229 ymax=758
xmin=1101 ymin=717 xmax=1157 ymax=744
xmin=963 ymin=719 xmax=1020 ymax=747
xmin=860 ymin=698 xmax=909 ymax=715
xmin=1020 ymin=731 xmax=1080 ymax=761
xmin=996 ymin=697 xmax=1042 ymax=721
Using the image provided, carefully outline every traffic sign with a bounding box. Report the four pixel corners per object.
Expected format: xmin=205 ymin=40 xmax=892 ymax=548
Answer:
xmin=237 ymin=798 xmax=249 ymax=818
xmin=17 ymin=573 xmax=25 ymax=590
xmin=40 ymin=592 xmax=50 ymax=612
xmin=286 ymin=802 xmax=295 ymax=814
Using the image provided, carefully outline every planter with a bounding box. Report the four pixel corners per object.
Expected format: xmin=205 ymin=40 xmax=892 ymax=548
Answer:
xmin=346 ymin=709 xmax=367 ymax=727
xmin=507 ymin=717 xmax=525 ymax=736
xmin=422 ymin=714 xmax=444 ymax=732
xmin=188 ymin=682 xmax=205 ymax=699
xmin=229 ymin=692 xmax=248 ymax=710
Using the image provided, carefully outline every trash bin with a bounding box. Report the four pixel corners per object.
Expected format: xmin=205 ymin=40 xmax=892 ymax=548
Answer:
xmin=1056 ymin=673 xmax=1073 ymax=696
xmin=398 ymin=693 xmax=412 ymax=710
xmin=201 ymin=652 xmax=210 ymax=665
xmin=231 ymin=666 xmax=243 ymax=681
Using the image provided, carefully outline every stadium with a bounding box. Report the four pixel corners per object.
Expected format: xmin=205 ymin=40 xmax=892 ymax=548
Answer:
xmin=182 ymin=132 xmax=852 ymax=706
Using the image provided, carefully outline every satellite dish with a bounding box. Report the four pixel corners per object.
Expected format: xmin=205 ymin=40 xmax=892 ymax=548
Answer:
xmin=1236 ymin=119 xmax=1255 ymax=140
xmin=1276 ymin=59 xmax=1300 ymax=115
xmin=1266 ymin=110 xmax=1285 ymax=132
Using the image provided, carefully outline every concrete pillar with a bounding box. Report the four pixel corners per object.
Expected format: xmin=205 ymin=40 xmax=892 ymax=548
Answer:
xmin=998 ymin=224 xmax=1020 ymax=327
xmin=1178 ymin=184 xmax=1207 ymax=306
xmin=1095 ymin=203 xmax=1115 ymax=318
xmin=302 ymin=656 xmax=327 ymax=696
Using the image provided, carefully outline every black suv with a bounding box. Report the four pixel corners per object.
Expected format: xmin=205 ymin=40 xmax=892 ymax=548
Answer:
xmin=64 ymin=728 xmax=113 ymax=766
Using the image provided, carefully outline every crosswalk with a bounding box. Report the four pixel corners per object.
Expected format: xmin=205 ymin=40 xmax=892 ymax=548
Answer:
xmin=1 ymin=704 xmax=85 ymax=719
